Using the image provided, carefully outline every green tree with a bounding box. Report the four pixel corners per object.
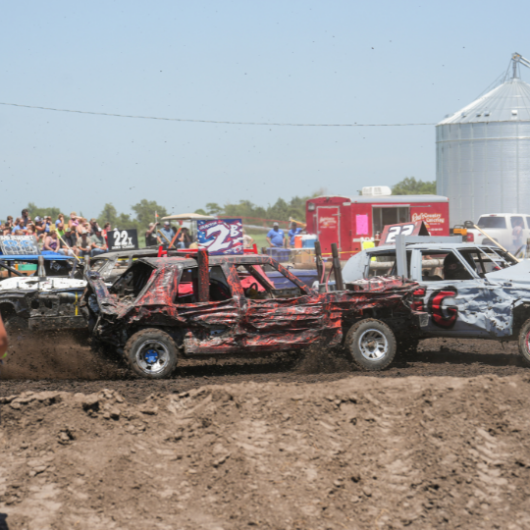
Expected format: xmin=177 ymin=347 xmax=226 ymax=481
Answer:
xmin=392 ymin=177 xmax=436 ymax=195
xmin=116 ymin=213 xmax=137 ymax=230
xmin=97 ymin=203 xmax=118 ymax=227
xmin=131 ymin=199 xmax=168 ymax=230
xmin=205 ymin=202 xmax=223 ymax=216
xmin=26 ymin=203 xmax=62 ymax=221
xmin=194 ymin=208 xmax=208 ymax=216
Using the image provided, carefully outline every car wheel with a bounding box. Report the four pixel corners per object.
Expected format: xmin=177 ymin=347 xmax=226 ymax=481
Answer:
xmin=346 ymin=319 xmax=396 ymax=371
xmin=124 ymin=328 xmax=178 ymax=379
xmin=517 ymin=319 xmax=530 ymax=367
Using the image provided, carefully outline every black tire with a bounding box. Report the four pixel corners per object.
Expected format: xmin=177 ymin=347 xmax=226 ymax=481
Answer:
xmin=518 ymin=319 xmax=530 ymax=367
xmin=124 ymin=328 xmax=178 ymax=379
xmin=345 ymin=319 xmax=396 ymax=371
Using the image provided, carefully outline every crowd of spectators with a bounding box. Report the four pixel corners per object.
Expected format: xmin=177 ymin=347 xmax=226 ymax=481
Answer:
xmin=0 ymin=209 xmax=110 ymax=257
xmin=145 ymin=221 xmax=194 ymax=249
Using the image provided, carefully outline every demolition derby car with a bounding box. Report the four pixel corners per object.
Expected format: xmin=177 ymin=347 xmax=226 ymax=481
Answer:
xmin=342 ymin=237 xmax=530 ymax=364
xmin=0 ymin=246 xmax=163 ymax=334
xmin=83 ymin=251 xmax=427 ymax=378
xmin=0 ymin=253 xmax=86 ymax=333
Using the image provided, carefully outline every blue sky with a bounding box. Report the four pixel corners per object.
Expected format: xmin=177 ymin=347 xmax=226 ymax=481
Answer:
xmin=1 ymin=0 xmax=529 ymax=218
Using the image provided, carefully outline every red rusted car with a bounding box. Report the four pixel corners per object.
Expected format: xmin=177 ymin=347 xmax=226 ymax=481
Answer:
xmin=83 ymin=252 xmax=425 ymax=378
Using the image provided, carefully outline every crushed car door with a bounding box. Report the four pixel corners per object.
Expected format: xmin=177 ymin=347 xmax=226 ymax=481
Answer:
xmin=411 ymin=248 xmax=494 ymax=338
xmin=233 ymin=262 xmax=326 ymax=351
xmin=177 ymin=264 xmax=244 ymax=355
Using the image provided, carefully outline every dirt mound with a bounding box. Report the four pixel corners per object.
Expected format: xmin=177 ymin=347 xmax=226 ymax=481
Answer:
xmin=3 ymin=373 xmax=530 ymax=529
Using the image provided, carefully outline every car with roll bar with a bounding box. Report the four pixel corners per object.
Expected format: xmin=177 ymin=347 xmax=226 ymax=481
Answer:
xmin=0 ymin=249 xmax=86 ymax=334
xmin=82 ymin=246 xmax=428 ymax=379
xmin=341 ymin=221 xmax=530 ymax=365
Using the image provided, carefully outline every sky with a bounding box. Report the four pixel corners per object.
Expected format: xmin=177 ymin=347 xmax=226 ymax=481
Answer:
xmin=1 ymin=0 xmax=529 ymax=219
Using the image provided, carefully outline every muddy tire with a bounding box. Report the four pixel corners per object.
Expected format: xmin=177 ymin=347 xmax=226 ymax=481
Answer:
xmin=517 ymin=319 xmax=530 ymax=367
xmin=345 ymin=319 xmax=396 ymax=371
xmin=124 ymin=328 xmax=178 ymax=379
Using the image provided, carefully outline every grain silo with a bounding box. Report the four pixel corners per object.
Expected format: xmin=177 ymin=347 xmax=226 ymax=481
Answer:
xmin=436 ymin=53 xmax=530 ymax=226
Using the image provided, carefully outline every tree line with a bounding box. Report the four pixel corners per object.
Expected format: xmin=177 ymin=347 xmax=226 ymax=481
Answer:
xmin=23 ymin=177 xmax=435 ymax=232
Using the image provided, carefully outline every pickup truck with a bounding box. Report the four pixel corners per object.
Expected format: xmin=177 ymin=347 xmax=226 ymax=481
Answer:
xmin=83 ymin=252 xmax=426 ymax=378
xmin=342 ymin=239 xmax=530 ymax=364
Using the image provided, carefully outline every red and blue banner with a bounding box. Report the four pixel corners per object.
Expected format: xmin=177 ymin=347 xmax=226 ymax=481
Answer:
xmin=197 ymin=218 xmax=243 ymax=255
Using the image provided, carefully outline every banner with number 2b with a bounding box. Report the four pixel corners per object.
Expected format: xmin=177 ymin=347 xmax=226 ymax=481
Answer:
xmin=197 ymin=219 xmax=243 ymax=255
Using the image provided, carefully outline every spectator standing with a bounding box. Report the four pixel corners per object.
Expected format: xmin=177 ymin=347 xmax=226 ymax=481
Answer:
xmin=34 ymin=217 xmax=47 ymax=242
xmin=55 ymin=214 xmax=65 ymax=238
xmin=242 ymin=229 xmax=254 ymax=249
xmin=266 ymin=222 xmax=285 ymax=248
xmin=11 ymin=218 xmax=24 ymax=234
xmin=43 ymin=229 xmax=60 ymax=252
xmin=69 ymin=212 xmax=80 ymax=232
xmin=178 ymin=227 xmax=192 ymax=249
xmin=4 ymin=216 xmax=13 ymax=235
xmin=287 ymin=222 xmax=302 ymax=247
xmin=89 ymin=218 xmax=100 ymax=235
xmin=145 ymin=222 xmax=159 ymax=247
xmin=62 ymin=227 xmax=77 ymax=255
xmin=159 ymin=221 xmax=175 ymax=249
xmin=90 ymin=228 xmax=107 ymax=257
xmin=102 ymin=222 xmax=111 ymax=247
xmin=20 ymin=209 xmax=31 ymax=228
xmin=44 ymin=216 xmax=52 ymax=235
xmin=77 ymin=231 xmax=91 ymax=258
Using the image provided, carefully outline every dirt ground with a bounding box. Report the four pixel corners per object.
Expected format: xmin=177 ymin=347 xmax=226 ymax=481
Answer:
xmin=2 ymin=338 xmax=530 ymax=529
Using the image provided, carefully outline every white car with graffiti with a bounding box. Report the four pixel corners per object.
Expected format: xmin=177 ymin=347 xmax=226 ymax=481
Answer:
xmin=342 ymin=241 xmax=530 ymax=365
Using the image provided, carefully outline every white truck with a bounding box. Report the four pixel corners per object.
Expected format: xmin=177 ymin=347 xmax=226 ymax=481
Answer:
xmin=466 ymin=213 xmax=530 ymax=255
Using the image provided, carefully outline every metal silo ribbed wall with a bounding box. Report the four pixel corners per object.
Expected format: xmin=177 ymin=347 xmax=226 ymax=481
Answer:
xmin=436 ymin=121 xmax=530 ymax=226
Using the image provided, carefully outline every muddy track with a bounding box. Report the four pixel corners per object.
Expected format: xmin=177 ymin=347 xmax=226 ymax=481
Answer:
xmin=1 ymin=337 xmax=527 ymax=403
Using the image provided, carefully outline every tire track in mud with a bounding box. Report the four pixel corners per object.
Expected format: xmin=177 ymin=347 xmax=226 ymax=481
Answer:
xmin=3 ymin=361 xmax=530 ymax=528
xmin=1 ymin=337 xmax=528 ymax=403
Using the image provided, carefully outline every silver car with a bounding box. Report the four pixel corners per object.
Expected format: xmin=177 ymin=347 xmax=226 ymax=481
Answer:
xmin=342 ymin=241 xmax=530 ymax=364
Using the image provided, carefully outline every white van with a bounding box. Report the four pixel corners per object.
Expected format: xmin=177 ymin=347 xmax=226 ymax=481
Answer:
xmin=466 ymin=214 xmax=530 ymax=254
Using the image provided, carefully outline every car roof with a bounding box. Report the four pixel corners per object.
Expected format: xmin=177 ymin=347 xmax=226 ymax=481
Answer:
xmin=139 ymin=254 xmax=276 ymax=269
xmin=0 ymin=254 xmax=73 ymax=261
xmin=478 ymin=213 xmax=527 ymax=217
xmin=372 ymin=243 xmax=494 ymax=252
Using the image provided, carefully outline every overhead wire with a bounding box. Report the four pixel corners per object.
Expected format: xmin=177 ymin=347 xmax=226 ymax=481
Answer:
xmin=0 ymin=101 xmax=435 ymax=127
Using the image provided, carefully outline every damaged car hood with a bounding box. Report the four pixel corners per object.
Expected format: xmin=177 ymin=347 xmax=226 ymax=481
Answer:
xmin=0 ymin=276 xmax=86 ymax=291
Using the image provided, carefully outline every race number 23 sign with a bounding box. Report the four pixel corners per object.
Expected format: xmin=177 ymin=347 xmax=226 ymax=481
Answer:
xmin=197 ymin=219 xmax=243 ymax=255
xmin=379 ymin=221 xmax=430 ymax=245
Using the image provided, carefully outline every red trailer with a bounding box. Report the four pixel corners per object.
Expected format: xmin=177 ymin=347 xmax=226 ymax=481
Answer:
xmin=305 ymin=194 xmax=450 ymax=257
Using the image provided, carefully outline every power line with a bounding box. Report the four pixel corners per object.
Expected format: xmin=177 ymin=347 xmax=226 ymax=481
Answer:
xmin=0 ymin=101 xmax=435 ymax=127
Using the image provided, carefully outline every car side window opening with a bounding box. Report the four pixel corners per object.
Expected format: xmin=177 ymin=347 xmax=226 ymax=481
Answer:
xmin=419 ymin=251 xmax=474 ymax=281
xmin=112 ymin=261 xmax=155 ymax=300
xmin=477 ymin=216 xmax=507 ymax=230
xmin=235 ymin=264 xmax=302 ymax=299
xmin=364 ymin=252 xmax=411 ymax=279
xmin=175 ymin=266 xmax=232 ymax=304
